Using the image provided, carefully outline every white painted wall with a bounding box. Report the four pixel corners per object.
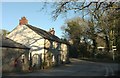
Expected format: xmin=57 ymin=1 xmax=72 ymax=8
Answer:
xmin=7 ymin=25 xmax=45 ymax=66
xmin=61 ymin=43 xmax=68 ymax=62
xmin=7 ymin=25 xmax=44 ymax=47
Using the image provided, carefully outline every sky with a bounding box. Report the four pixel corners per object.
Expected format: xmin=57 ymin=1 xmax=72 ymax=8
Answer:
xmin=2 ymin=2 xmax=81 ymax=38
xmin=2 ymin=0 xmax=118 ymax=38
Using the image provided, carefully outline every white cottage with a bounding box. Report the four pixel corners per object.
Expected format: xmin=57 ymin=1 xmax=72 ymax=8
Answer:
xmin=7 ymin=17 xmax=69 ymax=69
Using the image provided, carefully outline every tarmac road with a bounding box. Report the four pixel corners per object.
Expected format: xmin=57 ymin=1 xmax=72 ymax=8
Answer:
xmin=3 ymin=58 xmax=120 ymax=76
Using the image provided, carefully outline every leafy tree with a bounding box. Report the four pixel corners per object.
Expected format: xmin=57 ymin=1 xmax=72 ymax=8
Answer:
xmin=61 ymin=17 xmax=91 ymax=58
xmin=63 ymin=18 xmax=83 ymax=57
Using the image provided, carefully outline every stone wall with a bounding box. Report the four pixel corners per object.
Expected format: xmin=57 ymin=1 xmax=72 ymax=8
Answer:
xmin=2 ymin=47 xmax=29 ymax=72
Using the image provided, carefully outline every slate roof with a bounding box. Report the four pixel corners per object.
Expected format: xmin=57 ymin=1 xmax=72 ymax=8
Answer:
xmin=26 ymin=24 xmax=63 ymax=43
xmin=0 ymin=36 xmax=30 ymax=49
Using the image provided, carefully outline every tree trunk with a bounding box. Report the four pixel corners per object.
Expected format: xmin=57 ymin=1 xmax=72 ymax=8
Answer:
xmin=92 ymin=38 xmax=97 ymax=58
xmin=105 ymin=35 xmax=110 ymax=53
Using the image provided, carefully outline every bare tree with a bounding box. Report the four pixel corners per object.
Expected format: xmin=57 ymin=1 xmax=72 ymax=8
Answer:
xmin=41 ymin=0 xmax=117 ymax=20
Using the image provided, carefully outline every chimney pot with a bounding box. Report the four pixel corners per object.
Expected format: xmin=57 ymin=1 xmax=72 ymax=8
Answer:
xmin=19 ymin=16 xmax=28 ymax=25
xmin=49 ymin=28 xmax=55 ymax=35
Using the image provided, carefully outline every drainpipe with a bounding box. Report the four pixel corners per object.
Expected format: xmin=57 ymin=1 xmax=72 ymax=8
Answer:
xmin=43 ymin=39 xmax=46 ymax=69
xmin=29 ymin=50 xmax=32 ymax=70
xmin=66 ymin=44 xmax=70 ymax=63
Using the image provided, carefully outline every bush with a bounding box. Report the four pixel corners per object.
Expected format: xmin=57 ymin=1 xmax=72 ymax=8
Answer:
xmin=95 ymin=52 xmax=110 ymax=59
xmin=96 ymin=53 xmax=105 ymax=59
xmin=69 ymin=46 xmax=78 ymax=58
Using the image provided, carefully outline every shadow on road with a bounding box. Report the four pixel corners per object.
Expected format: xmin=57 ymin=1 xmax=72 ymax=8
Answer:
xmin=79 ymin=58 xmax=120 ymax=63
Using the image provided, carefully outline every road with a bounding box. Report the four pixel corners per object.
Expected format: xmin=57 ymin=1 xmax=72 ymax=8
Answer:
xmin=3 ymin=58 xmax=120 ymax=76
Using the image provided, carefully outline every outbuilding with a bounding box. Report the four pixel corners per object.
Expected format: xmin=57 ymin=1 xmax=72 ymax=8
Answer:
xmin=1 ymin=36 xmax=30 ymax=72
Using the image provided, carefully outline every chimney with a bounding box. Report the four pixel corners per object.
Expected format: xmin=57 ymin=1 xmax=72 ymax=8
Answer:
xmin=19 ymin=16 xmax=28 ymax=25
xmin=49 ymin=28 xmax=55 ymax=35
